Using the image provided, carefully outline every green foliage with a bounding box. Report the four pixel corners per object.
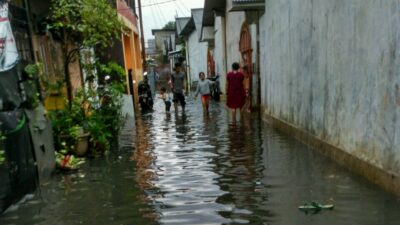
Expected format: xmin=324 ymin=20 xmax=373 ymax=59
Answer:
xmin=49 ymin=0 xmax=124 ymax=49
xmin=89 ymin=62 xmax=126 ymax=149
xmin=25 ymin=62 xmax=64 ymax=96
xmin=24 ymin=63 xmax=41 ymax=79
xmin=97 ymin=62 xmax=126 ymax=92
xmin=162 ymin=21 xmax=175 ymax=30
xmin=49 ymin=80 xmax=125 ymax=154
xmin=180 ymin=45 xmax=186 ymax=59
xmin=24 ymin=63 xmax=43 ymax=109
xmin=0 ymin=132 xmax=6 ymax=165
xmin=48 ymin=0 xmax=124 ymax=105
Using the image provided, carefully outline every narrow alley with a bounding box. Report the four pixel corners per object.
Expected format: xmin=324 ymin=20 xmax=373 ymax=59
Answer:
xmin=1 ymin=99 xmax=400 ymax=225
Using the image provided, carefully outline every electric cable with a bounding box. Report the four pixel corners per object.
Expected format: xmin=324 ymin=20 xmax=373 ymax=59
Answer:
xmin=177 ymin=0 xmax=191 ymax=14
xmin=149 ymin=0 xmax=163 ymax=28
xmin=173 ymin=0 xmax=186 ymax=17
xmin=139 ymin=0 xmax=176 ymax=8
xmin=153 ymin=0 xmax=168 ymax=24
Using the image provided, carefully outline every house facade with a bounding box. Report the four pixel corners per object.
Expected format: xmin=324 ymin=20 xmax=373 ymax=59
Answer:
xmin=117 ymin=0 xmax=142 ymax=113
xmin=201 ymin=0 xmax=264 ymax=103
xmin=1 ymin=0 xmax=144 ymax=212
xmin=151 ymin=29 xmax=176 ymax=64
xmin=199 ymin=0 xmax=400 ymax=195
xmin=179 ymin=9 xmax=208 ymax=88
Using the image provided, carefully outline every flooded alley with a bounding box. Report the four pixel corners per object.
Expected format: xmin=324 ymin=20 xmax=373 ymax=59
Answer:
xmin=1 ymin=99 xmax=400 ymax=225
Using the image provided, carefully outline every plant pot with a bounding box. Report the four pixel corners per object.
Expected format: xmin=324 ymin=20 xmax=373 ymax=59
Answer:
xmin=73 ymin=133 xmax=90 ymax=157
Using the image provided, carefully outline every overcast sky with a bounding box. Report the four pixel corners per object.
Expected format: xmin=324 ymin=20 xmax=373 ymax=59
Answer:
xmin=139 ymin=0 xmax=205 ymax=45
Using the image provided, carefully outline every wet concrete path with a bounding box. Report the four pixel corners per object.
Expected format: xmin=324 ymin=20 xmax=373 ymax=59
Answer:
xmin=1 ymin=98 xmax=400 ymax=225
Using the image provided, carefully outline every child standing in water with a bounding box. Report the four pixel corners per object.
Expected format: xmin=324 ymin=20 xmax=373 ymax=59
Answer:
xmin=159 ymin=87 xmax=172 ymax=112
xmin=194 ymin=72 xmax=216 ymax=114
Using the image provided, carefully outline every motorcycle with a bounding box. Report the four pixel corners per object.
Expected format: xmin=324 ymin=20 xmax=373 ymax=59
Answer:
xmin=138 ymin=76 xmax=153 ymax=111
xmin=208 ymin=74 xmax=221 ymax=101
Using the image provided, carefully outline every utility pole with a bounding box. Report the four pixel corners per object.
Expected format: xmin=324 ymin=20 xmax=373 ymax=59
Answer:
xmin=137 ymin=0 xmax=146 ymax=71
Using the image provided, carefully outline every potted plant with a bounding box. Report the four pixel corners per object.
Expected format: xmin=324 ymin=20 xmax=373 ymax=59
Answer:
xmin=49 ymin=91 xmax=90 ymax=157
xmin=67 ymin=125 xmax=90 ymax=157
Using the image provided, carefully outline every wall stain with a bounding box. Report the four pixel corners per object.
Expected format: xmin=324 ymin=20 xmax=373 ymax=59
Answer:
xmin=383 ymin=91 xmax=389 ymax=110
xmin=395 ymin=84 xmax=400 ymax=106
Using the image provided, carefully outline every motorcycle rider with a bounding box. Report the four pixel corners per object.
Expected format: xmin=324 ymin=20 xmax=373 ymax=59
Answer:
xmin=138 ymin=73 xmax=153 ymax=110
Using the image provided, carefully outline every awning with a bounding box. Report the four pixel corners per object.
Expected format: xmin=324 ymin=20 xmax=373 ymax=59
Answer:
xmin=168 ymin=50 xmax=182 ymax=56
xmin=229 ymin=0 xmax=265 ymax=11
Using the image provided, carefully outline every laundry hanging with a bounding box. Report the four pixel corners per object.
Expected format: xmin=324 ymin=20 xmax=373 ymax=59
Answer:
xmin=0 ymin=1 xmax=19 ymax=72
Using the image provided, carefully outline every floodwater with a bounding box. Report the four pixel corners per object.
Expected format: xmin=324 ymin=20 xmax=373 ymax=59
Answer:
xmin=1 ymin=99 xmax=400 ymax=225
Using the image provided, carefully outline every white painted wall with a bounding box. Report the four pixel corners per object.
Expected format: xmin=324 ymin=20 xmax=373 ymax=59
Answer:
xmin=225 ymin=11 xmax=245 ymax=72
xmin=260 ymin=12 xmax=266 ymax=108
xmin=187 ymin=29 xmax=208 ymax=84
xmin=250 ymin=23 xmax=258 ymax=104
xmin=122 ymin=94 xmax=135 ymax=117
xmin=262 ymin=0 xmax=400 ymax=173
xmin=213 ymin=16 xmax=227 ymax=92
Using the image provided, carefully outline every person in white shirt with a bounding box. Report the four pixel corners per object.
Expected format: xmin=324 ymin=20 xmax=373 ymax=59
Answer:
xmin=159 ymin=87 xmax=172 ymax=112
xmin=194 ymin=72 xmax=217 ymax=114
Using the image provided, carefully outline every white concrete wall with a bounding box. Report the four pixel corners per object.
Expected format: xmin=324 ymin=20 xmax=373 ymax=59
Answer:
xmin=260 ymin=12 xmax=266 ymax=108
xmin=262 ymin=0 xmax=400 ymax=173
xmin=122 ymin=94 xmax=135 ymax=117
xmin=188 ymin=30 xmax=208 ymax=84
xmin=225 ymin=11 xmax=246 ymax=72
xmin=250 ymin=23 xmax=258 ymax=104
xmin=213 ymin=16 xmax=227 ymax=92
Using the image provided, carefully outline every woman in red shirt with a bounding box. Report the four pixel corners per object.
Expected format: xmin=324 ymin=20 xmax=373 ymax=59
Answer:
xmin=226 ymin=62 xmax=246 ymax=121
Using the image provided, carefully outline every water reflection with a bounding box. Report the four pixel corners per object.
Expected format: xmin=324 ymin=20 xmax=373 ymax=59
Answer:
xmin=132 ymin=115 xmax=160 ymax=222
xmin=215 ymin=118 xmax=270 ymax=224
xmin=134 ymin=100 xmax=400 ymax=225
xmin=140 ymin=101 xmax=231 ymax=225
xmin=0 ymin=116 xmax=159 ymax=225
xmin=133 ymin=116 xmax=156 ymax=190
xmin=2 ymin=100 xmax=400 ymax=225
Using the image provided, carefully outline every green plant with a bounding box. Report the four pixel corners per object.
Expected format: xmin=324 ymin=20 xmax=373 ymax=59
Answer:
xmin=48 ymin=90 xmax=87 ymax=152
xmin=48 ymin=59 xmax=126 ymax=155
xmin=87 ymin=112 xmax=112 ymax=152
xmin=95 ymin=62 xmax=126 ymax=134
xmin=48 ymin=0 xmax=124 ymax=107
xmin=25 ymin=63 xmax=65 ymax=95
xmin=97 ymin=62 xmax=126 ymax=91
xmin=0 ymin=132 xmax=6 ymax=165
xmin=23 ymin=63 xmax=43 ymax=109
xmin=24 ymin=63 xmax=42 ymax=80
xmin=87 ymin=82 xmax=125 ymax=152
xmin=49 ymin=81 xmax=125 ymax=154
xmin=162 ymin=21 xmax=175 ymax=30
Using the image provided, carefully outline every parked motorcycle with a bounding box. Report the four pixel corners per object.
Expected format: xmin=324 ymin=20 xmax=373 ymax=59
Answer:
xmin=138 ymin=75 xmax=153 ymax=111
xmin=208 ymin=74 xmax=221 ymax=101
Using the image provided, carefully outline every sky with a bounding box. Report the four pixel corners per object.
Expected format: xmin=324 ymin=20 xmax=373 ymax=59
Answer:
xmin=138 ymin=0 xmax=205 ymax=45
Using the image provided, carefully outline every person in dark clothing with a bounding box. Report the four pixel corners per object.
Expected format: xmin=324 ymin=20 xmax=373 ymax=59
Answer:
xmin=170 ymin=62 xmax=186 ymax=112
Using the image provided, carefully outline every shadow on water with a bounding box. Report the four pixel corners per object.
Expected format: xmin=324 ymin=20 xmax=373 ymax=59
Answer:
xmin=2 ymin=98 xmax=400 ymax=225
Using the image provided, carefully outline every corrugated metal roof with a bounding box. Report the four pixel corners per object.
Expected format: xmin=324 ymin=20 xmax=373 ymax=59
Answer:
xmin=179 ymin=8 xmax=204 ymax=38
xmin=179 ymin=17 xmax=195 ymax=36
xmin=191 ymin=9 xmax=204 ymax=41
xmin=176 ymin=17 xmax=191 ymax=35
xmin=230 ymin=0 xmax=265 ymax=12
xmin=232 ymin=0 xmax=264 ymax=3
xmin=202 ymin=0 xmax=226 ymax=26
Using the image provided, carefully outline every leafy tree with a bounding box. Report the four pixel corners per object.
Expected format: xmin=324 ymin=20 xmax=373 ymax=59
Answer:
xmin=49 ymin=0 xmax=124 ymax=107
xmin=162 ymin=21 xmax=175 ymax=30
